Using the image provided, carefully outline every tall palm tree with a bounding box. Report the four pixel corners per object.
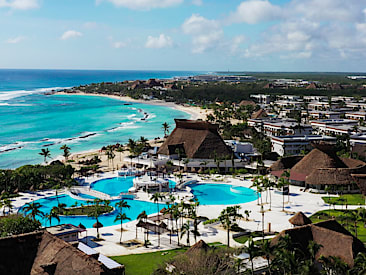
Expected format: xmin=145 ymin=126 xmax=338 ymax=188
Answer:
xmin=114 ymin=213 xmax=131 ymax=243
xmin=45 ymin=207 xmax=60 ymax=226
xmin=23 ymin=201 xmax=44 ymax=221
xmin=219 ymin=206 xmax=243 ymax=247
xmin=259 ymin=239 xmax=274 ymax=275
xmin=137 ymin=210 xmax=148 ymax=246
xmin=60 ymin=145 xmax=71 ymax=162
xmin=172 ymin=205 xmax=180 ymax=246
xmin=162 ymin=122 xmax=170 ymax=138
xmin=116 ymin=147 xmax=124 ymax=162
xmin=39 ymin=148 xmax=51 ymax=164
xmin=150 ymin=192 xmax=164 ymax=247
xmin=180 ymin=221 xmax=191 ymax=247
xmin=281 ymin=170 xmax=291 ymax=202
xmin=115 ymin=200 xmax=130 ymax=243
xmin=242 ymin=236 xmax=259 ymax=275
xmin=88 ymin=199 xmax=104 ymax=239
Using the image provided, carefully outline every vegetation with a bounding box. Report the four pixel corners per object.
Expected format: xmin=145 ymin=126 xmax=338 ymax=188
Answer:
xmin=310 ymin=209 xmax=366 ymax=242
xmin=61 ymin=205 xmax=113 ymax=216
xmin=0 ymin=162 xmax=75 ymax=194
xmin=322 ymin=194 xmax=365 ymax=206
xmin=111 ymin=248 xmax=188 ymax=275
xmin=0 ymin=215 xmax=41 ymax=237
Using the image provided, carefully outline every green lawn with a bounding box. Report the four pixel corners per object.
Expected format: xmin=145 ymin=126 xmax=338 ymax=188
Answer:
xmin=310 ymin=209 xmax=366 ymax=243
xmin=63 ymin=205 xmax=113 ymax=216
xmin=111 ymin=248 xmax=187 ymax=275
xmin=233 ymin=231 xmax=264 ymax=244
xmin=322 ymin=194 xmax=365 ymax=205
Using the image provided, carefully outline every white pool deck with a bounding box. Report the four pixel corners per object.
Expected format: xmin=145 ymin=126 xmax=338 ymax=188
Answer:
xmin=3 ymin=171 xmax=366 ymax=256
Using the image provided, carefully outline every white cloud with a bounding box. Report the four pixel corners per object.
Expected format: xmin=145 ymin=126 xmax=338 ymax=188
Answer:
xmin=0 ymin=0 xmax=38 ymax=10
xmin=60 ymin=30 xmax=83 ymax=40
xmin=191 ymin=0 xmax=202 ymax=6
xmin=83 ymin=22 xmax=98 ymax=29
xmin=145 ymin=34 xmax=173 ymax=49
xmin=231 ymin=0 xmax=282 ymax=24
xmin=113 ymin=41 xmax=127 ymax=48
xmin=5 ymin=35 xmax=25 ymax=44
xmin=99 ymin=0 xmax=183 ymax=10
xmin=182 ymin=14 xmax=223 ymax=53
xmin=236 ymin=0 xmax=366 ymax=60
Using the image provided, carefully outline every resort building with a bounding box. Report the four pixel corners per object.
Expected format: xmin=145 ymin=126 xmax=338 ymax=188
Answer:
xmin=250 ymin=94 xmax=271 ymax=105
xmin=304 ymin=110 xmax=341 ymax=120
xmin=270 ymin=135 xmax=336 ymax=156
xmin=46 ymin=224 xmax=85 ymax=244
xmin=158 ymin=119 xmax=231 ymax=160
xmin=251 ymin=119 xmax=313 ymax=137
xmin=346 ymin=102 xmax=366 ymax=110
xmin=345 ymin=111 xmax=366 ymax=121
xmin=270 ymin=142 xmax=366 ymax=193
xmin=0 ymin=231 xmax=124 ymax=274
xmin=272 ymin=217 xmax=366 ymax=267
xmin=310 ymin=119 xmax=358 ymax=134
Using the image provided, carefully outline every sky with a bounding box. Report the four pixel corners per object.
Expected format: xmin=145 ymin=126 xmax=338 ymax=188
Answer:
xmin=0 ymin=0 xmax=366 ymax=72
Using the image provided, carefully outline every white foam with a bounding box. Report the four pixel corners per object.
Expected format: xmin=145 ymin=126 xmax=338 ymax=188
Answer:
xmin=0 ymin=86 xmax=70 ymax=102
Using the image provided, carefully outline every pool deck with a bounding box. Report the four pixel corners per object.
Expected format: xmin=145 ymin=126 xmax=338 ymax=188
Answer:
xmin=3 ymin=172 xmax=364 ymax=257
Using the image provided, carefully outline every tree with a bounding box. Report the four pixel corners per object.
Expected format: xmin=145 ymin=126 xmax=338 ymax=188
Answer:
xmin=39 ymin=148 xmax=51 ymax=164
xmin=87 ymin=199 xmax=105 ymax=239
xmin=60 ymin=145 xmax=71 ymax=162
xmin=242 ymin=236 xmax=259 ymax=275
xmin=22 ymin=201 xmax=44 ymax=221
xmin=115 ymin=200 xmax=131 ymax=243
xmin=0 ymin=215 xmax=41 ymax=237
xmin=137 ymin=210 xmax=148 ymax=246
xmin=114 ymin=213 xmax=131 ymax=243
xmin=150 ymin=192 xmax=165 ymax=247
xmin=180 ymin=221 xmax=191 ymax=247
xmin=259 ymin=239 xmax=274 ymax=275
xmin=45 ymin=207 xmax=60 ymax=226
xmin=162 ymin=122 xmax=170 ymax=138
xmin=218 ymin=206 xmax=243 ymax=247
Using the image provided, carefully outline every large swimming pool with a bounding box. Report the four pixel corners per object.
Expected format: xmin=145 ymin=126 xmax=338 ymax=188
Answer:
xmin=189 ymin=183 xmax=258 ymax=205
xmin=20 ymin=177 xmax=257 ymax=228
xmin=20 ymin=194 xmax=157 ymax=228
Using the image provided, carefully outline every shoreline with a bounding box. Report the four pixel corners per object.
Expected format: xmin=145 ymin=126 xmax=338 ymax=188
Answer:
xmin=54 ymin=91 xmax=209 ymax=170
xmin=55 ymin=91 xmax=208 ymax=121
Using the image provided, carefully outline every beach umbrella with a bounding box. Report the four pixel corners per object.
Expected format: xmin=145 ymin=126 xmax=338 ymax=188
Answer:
xmin=29 ymin=185 xmax=34 ymax=191
xmin=13 ymin=188 xmax=19 ymax=194
xmin=93 ymin=221 xmax=103 ymax=228
xmin=78 ymin=223 xmax=86 ymax=229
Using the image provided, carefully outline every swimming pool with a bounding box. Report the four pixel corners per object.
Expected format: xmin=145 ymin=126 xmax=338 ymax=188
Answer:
xmin=20 ymin=194 xmax=158 ymax=228
xmin=90 ymin=176 xmax=176 ymax=196
xmin=189 ymin=183 xmax=258 ymax=205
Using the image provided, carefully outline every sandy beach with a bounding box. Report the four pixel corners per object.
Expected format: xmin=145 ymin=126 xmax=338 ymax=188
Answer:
xmin=56 ymin=91 xmax=208 ymax=120
xmin=56 ymin=91 xmax=209 ymax=171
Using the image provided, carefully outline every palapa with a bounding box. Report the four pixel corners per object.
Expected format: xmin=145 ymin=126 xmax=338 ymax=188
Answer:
xmin=289 ymin=212 xmax=312 ymax=226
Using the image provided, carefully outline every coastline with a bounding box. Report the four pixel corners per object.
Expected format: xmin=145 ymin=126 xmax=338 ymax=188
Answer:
xmin=55 ymin=91 xmax=208 ymax=121
xmin=54 ymin=91 xmax=209 ymax=170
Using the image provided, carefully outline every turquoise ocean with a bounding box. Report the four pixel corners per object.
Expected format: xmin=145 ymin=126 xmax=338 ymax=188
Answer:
xmin=0 ymin=69 xmax=199 ymax=169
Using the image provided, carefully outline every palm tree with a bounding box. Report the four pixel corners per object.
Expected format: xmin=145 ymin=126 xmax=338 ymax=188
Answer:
xmin=172 ymin=205 xmax=181 ymax=246
xmin=150 ymin=192 xmax=164 ymax=247
xmin=116 ymin=147 xmax=124 ymax=162
xmin=243 ymin=236 xmax=259 ymax=275
xmin=114 ymin=213 xmax=131 ymax=243
xmin=88 ymin=199 xmax=104 ymax=239
xmin=115 ymin=200 xmax=130 ymax=243
xmin=60 ymin=145 xmax=71 ymax=162
xmin=45 ymin=207 xmax=60 ymax=226
xmin=137 ymin=210 xmax=148 ymax=246
xmin=39 ymin=148 xmax=51 ymax=164
xmin=218 ymin=206 xmax=243 ymax=247
xmin=180 ymin=221 xmax=191 ymax=246
xmin=281 ymin=170 xmax=291 ymax=202
xmin=259 ymin=239 xmax=274 ymax=275
xmin=162 ymin=122 xmax=170 ymax=138
xmin=23 ymin=201 xmax=44 ymax=221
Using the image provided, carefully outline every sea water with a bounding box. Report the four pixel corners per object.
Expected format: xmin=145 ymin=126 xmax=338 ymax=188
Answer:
xmin=0 ymin=69 xmax=198 ymax=169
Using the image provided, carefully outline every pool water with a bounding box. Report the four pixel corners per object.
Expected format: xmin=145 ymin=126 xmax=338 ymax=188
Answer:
xmin=189 ymin=183 xmax=258 ymax=205
xmin=91 ymin=177 xmax=134 ymax=196
xmin=20 ymin=178 xmax=257 ymax=228
xmin=20 ymin=194 xmax=158 ymax=228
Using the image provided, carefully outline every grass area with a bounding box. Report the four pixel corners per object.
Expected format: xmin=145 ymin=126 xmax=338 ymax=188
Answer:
xmin=63 ymin=205 xmax=113 ymax=216
xmin=233 ymin=231 xmax=263 ymax=244
xmin=310 ymin=209 xmax=366 ymax=243
xmin=111 ymin=248 xmax=187 ymax=275
xmin=322 ymin=194 xmax=365 ymax=205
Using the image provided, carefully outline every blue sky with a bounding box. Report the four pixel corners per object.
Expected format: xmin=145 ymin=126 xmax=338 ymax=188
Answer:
xmin=0 ymin=0 xmax=366 ymax=72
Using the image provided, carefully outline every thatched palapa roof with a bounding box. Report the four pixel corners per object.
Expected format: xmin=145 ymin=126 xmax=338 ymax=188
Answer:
xmin=158 ymin=119 xmax=231 ymax=159
xmin=0 ymin=231 xmax=124 ymax=274
xmin=251 ymin=109 xmax=268 ymax=119
xmin=186 ymin=240 xmax=211 ymax=254
xmin=289 ymin=212 xmax=312 ymax=226
xmin=271 ymin=220 xmax=366 ymax=267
